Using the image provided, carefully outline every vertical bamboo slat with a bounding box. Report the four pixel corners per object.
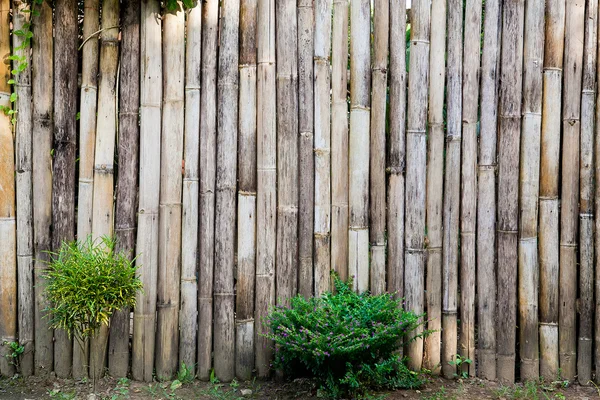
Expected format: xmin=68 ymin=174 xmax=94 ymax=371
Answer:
xmin=595 ymin=0 xmax=600 ymax=383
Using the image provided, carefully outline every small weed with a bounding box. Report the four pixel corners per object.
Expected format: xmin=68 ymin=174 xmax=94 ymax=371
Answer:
xmin=47 ymin=389 xmax=76 ymax=400
xmin=447 ymin=354 xmax=472 ymax=379
xmin=421 ymin=386 xmax=456 ymax=400
xmin=176 ymin=362 xmax=195 ymax=384
xmin=2 ymin=341 xmax=24 ymax=372
xmin=109 ymin=377 xmax=130 ymax=399
xmin=493 ymin=379 xmax=568 ymax=400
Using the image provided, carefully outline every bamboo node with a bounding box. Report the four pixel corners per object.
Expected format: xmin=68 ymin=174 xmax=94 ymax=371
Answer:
xmin=405 ymin=247 xmax=425 ymax=254
xmin=559 ymin=242 xmax=577 ymax=248
xmin=314 ymin=148 xmax=330 ymax=156
xmin=238 ymin=190 xmax=257 ymax=196
xmin=300 ymin=131 xmax=313 ymax=138
xmin=407 ymin=129 xmax=426 ymax=135
xmin=579 ymin=213 xmax=593 ymax=219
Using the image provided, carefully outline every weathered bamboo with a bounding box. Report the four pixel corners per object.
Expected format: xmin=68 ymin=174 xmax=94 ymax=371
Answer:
xmin=497 ymin=0 xmax=524 ymax=384
xmin=477 ymin=0 xmax=501 ymax=381
xmin=518 ymin=0 xmax=544 ymax=381
xmin=132 ymin=0 xmax=161 ymax=382
xmin=559 ymin=0 xmax=584 ymax=381
xmin=595 ymin=0 xmax=600 ymax=384
xmin=578 ymin=0 xmax=596 ymax=385
xmin=13 ymin=0 xmax=34 ymax=377
xmin=213 ymin=0 xmax=239 ymax=381
xmin=235 ymin=0 xmax=257 ymax=380
xmin=539 ymin=0 xmax=564 ymax=381
xmin=405 ymin=0 xmax=429 ymax=372
xmin=423 ymin=0 xmax=444 ymax=374
xmin=348 ymin=0 xmax=370 ymax=293
xmin=441 ymin=0 xmax=461 ymax=379
xmin=254 ymin=0 xmax=276 ymax=376
xmin=32 ymin=0 xmax=54 ymax=375
xmin=52 ymin=0 xmax=79 ymax=378
xmin=331 ymin=0 xmax=349 ymax=281
xmin=197 ymin=0 xmax=218 ymax=380
xmin=179 ymin=0 xmax=201 ymax=377
xmin=298 ymin=0 xmax=315 ymax=298
xmin=368 ymin=0 xmax=388 ymax=296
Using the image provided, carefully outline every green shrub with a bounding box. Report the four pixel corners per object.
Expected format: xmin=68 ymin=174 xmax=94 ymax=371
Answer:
xmin=265 ymin=275 xmax=427 ymax=399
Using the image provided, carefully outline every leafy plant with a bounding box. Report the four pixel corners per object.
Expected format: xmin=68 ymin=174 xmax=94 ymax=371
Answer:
xmin=448 ymin=354 xmax=472 ymax=379
xmin=265 ymin=274 xmax=428 ymax=399
xmin=2 ymin=341 xmax=24 ymax=372
xmin=176 ymin=362 xmax=195 ymax=384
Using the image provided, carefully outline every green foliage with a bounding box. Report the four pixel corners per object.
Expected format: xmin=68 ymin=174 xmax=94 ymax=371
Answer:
xmin=2 ymin=341 xmax=24 ymax=372
xmin=163 ymin=0 xmax=198 ymax=12
xmin=448 ymin=354 xmax=472 ymax=379
xmin=265 ymin=274 xmax=428 ymax=399
xmin=177 ymin=362 xmax=196 ymax=384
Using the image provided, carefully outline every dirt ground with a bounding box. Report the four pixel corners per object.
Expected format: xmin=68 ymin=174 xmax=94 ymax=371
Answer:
xmin=1 ymin=374 xmax=599 ymax=400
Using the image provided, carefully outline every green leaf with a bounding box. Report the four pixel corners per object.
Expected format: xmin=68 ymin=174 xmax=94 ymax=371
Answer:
xmin=14 ymin=30 xmax=25 ymax=36
xmin=9 ymin=93 xmax=17 ymax=102
xmin=26 ymin=31 xmax=33 ymax=39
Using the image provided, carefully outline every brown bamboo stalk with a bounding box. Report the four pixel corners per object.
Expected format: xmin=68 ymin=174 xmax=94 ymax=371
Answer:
xmin=595 ymin=0 xmax=600 ymax=384
xmin=405 ymin=0 xmax=429 ymax=372
xmin=559 ymin=0 xmax=584 ymax=381
xmin=197 ymin=0 xmax=218 ymax=380
xmin=179 ymin=0 xmax=201 ymax=377
xmin=132 ymin=0 xmax=161 ymax=382
xmin=52 ymin=0 xmax=79 ymax=378
xmin=539 ymin=0 xmax=564 ymax=381
xmin=577 ymin=0 xmax=596 ymax=385
xmin=32 ymin=0 xmax=54 ymax=375
xmin=423 ymin=0 xmax=444 ymax=374
xmin=235 ymin=0 xmax=257 ymax=380
xmin=518 ymin=0 xmax=544 ymax=381
xmin=496 ymin=0 xmax=524 ymax=384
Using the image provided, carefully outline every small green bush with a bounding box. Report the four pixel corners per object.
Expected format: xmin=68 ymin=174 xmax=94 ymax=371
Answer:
xmin=265 ymin=276 xmax=427 ymax=399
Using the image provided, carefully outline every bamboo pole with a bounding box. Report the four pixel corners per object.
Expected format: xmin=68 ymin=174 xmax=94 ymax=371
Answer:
xmin=132 ymin=0 xmax=161 ymax=382
xmin=441 ymin=0 xmax=461 ymax=379
xmin=52 ymin=0 xmax=79 ymax=378
xmin=595 ymin=0 xmax=600 ymax=384
xmin=497 ymin=0 xmax=524 ymax=384
xmin=539 ymin=0 xmax=564 ymax=381
xmin=331 ymin=0 xmax=349 ymax=281
xmin=235 ymin=0 xmax=257 ymax=380
xmin=405 ymin=0 xmax=429 ymax=372
xmin=559 ymin=0 xmax=584 ymax=381
xmin=477 ymin=0 xmax=501 ymax=381
xmin=213 ymin=0 xmax=239 ymax=381
xmin=348 ymin=0 xmax=370 ymax=293
xmin=577 ymin=0 xmax=596 ymax=385
xmin=197 ymin=0 xmax=218 ymax=380
xmin=298 ymin=0 xmax=315 ymax=298
xmin=314 ymin=0 xmax=331 ymax=295
xmin=179 ymin=0 xmax=201 ymax=377
xmin=518 ymin=0 xmax=544 ymax=381
xmin=423 ymin=0 xmax=444 ymax=374
xmin=368 ymin=0 xmax=387 ymax=296
xmin=32 ymin=0 xmax=54 ymax=375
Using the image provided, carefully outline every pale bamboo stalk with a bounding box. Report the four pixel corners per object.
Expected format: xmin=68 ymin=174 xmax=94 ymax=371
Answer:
xmin=539 ymin=0 xmax=564 ymax=381
xmin=348 ymin=0 xmax=370 ymax=293
xmin=441 ymin=0 xmax=461 ymax=379
xmin=423 ymin=0 xmax=444 ymax=374
xmin=477 ymin=0 xmax=501 ymax=381
xmin=496 ymin=0 xmax=525 ymax=384
xmin=314 ymin=0 xmax=331 ymax=295
xmin=32 ymin=0 xmax=54 ymax=375
xmin=52 ymin=0 xmax=79 ymax=378
xmin=179 ymin=1 xmax=201 ymax=377
xmin=132 ymin=0 xmax=162 ymax=382
xmin=518 ymin=0 xmax=544 ymax=381
xmin=577 ymin=0 xmax=596 ymax=385
xmin=405 ymin=0 xmax=429 ymax=372
xmin=197 ymin=0 xmax=219 ymax=380
xmin=595 ymin=0 xmax=600 ymax=383
xmin=559 ymin=0 xmax=584 ymax=381
xmin=235 ymin=0 xmax=257 ymax=380
xmin=298 ymin=0 xmax=315 ymax=298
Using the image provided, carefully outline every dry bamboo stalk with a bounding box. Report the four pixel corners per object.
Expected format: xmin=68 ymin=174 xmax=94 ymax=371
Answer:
xmin=235 ymin=0 xmax=257 ymax=380
xmin=423 ymin=0 xmax=444 ymax=374
xmin=254 ymin=0 xmax=276 ymax=376
xmin=213 ymin=0 xmax=239 ymax=381
xmin=313 ymin=0 xmax=331 ymax=295
xmin=179 ymin=1 xmax=201 ymax=377
xmin=298 ymin=0 xmax=315 ymax=298
xmin=348 ymin=0 xmax=370 ymax=293
xmin=539 ymin=0 xmax=564 ymax=381
xmin=197 ymin=0 xmax=218 ymax=380
xmin=405 ymin=0 xmax=429 ymax=372
xmin=577 ymin=0 xmax=596 ymax=385
xmin=32 ymin=0 xmax=54 ymax=375
xmin=477 ymin=0 xmax=501 ymax=381
xmin=497 ymin=0 xmax=524 ymax=384
xmin=595 ymin=0 xmax=600 ymax=384
xmin=132 ymin=0 xmax=161 ymax=382
xmin=368 ymin=0 xmax=387 ymax=296
xmin=52 ymin=0 xmax=79 ymax=378
xmin=518 ymin=0 xmax=544 ymax=381
xmin=559 ymin=0 xmax=584 ymax=381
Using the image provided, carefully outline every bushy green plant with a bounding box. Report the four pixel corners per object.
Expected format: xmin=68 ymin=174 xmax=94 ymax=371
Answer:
xmin=265 ymin=275 xmax=427 ymax=398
